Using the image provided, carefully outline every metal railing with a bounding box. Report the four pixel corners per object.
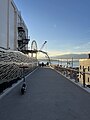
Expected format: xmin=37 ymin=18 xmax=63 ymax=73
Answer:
xmin=51 ymin=65 xmax=90 ymax=88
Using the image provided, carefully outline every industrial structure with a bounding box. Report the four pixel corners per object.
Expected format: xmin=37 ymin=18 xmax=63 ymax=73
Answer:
xmin=0 ymin=0 xmax=51 ymax=92
xmin=0 ymin=0 xmax=30 ymax=51
xmin=0 ymin=0 xmax=38 ymax=92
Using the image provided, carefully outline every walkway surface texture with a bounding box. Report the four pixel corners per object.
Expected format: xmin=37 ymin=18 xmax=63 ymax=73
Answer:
xmin=0 ymin=67 xmax=90 ymax=120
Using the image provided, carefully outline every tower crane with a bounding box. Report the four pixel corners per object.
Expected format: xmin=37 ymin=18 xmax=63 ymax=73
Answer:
xmin=38 ymin=41 xmax=51 ymax=65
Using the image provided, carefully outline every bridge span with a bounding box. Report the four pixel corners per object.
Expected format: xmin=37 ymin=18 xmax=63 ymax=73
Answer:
xmin=0 ymin=67 xmax=90 ymax=120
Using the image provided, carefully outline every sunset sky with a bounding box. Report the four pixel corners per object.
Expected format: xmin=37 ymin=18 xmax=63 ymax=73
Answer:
xmin=14 ymin=0 xmax=90 ymax=57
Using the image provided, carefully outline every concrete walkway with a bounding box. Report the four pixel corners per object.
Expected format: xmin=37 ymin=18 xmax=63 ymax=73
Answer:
xmin=0 ymin=67 xmax=90 ymax=120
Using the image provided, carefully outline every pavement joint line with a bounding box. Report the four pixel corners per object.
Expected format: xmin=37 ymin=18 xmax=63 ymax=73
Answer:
xmin=51 ymin=67 xmax=90 ymax=93
xmin=0 ymin=67 xmax=38 ymax=100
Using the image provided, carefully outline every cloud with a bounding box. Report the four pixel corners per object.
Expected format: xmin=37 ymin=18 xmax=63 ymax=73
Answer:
xmin=48 ymin=50 xmax=72 ymax=57
xmin=37 ymin=49 xmax=89 ymax=59
xmin=73 ymin=42 xmax=90 ymax=52
xmin=37 ymin=41 xmax=90 ymax=59
xmin=74 ymin=46 xmax=81 ymax=50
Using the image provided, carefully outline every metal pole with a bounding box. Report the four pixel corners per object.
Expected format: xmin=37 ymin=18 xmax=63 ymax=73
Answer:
xmin=22 ymin=67 xmax=25 ymax=82
xmin=67 ymin=59 xmax=68 ymax=67
xmin=61 ymin=58 xmax=62 ymax=66
xmin=72 ymin=57 xmax=73 ymax=68
xmin=83 ymin=68 xmax=85 ymax=87
xmin=58 ymin=59 xmax=59 ymax=66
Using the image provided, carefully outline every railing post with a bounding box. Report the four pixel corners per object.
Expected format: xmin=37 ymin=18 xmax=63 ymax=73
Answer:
xmin=83 ymin=68 xmax=86 ymax=87
xmin=74 ymin=71 xmax=78 ymax=82
xmin=66 ymin=69 xmax=68 ymax=77
xmin=70 ymin=70 xmax=73 ymax=79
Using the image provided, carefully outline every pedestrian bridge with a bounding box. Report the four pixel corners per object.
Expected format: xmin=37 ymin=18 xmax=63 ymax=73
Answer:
xmin=0 ymin=67 xmax=90 ymax=120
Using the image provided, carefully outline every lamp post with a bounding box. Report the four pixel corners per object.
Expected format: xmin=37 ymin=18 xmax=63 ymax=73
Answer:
xmin=67 ymin=59 xmax=68 ymax=67
xmin=61 ymin=58 xmax=62 ymax=66
xmin=72 ymin=57 xmax=73 ymax=68
xmin=58 ymin=59 xmax=59 ymax=66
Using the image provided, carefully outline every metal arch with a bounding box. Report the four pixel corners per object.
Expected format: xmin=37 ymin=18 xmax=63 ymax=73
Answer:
xmin=31 ymin=40 xmax=37 ymax=50
xmin=38 ymin=50 xmax=51 ymax=65
xmin=31 ymin=40 xmax=38 ymax=58
xmin=30 ymin=40 xmax=50 ymax=63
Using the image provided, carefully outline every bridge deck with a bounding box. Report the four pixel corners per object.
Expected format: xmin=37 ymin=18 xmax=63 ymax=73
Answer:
xmin=0 ymin=67 xmax=90 ymax=120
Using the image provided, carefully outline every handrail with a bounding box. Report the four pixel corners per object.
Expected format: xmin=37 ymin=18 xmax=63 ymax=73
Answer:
xmin=53 ymin=65 xmax=90 ymax=87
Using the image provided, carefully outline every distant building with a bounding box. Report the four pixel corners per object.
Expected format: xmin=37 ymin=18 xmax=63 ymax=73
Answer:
xmin=79 ymin=54 xmax=90 ymax=86
xmin=0 ymin=0 xmax=30 ymax=51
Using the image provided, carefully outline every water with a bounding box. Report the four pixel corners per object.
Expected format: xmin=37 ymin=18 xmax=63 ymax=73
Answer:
xmin=39 ymin=59 xmax=79 ymax=68
xmin=51 ymin=60 xmax=79 ymax=68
